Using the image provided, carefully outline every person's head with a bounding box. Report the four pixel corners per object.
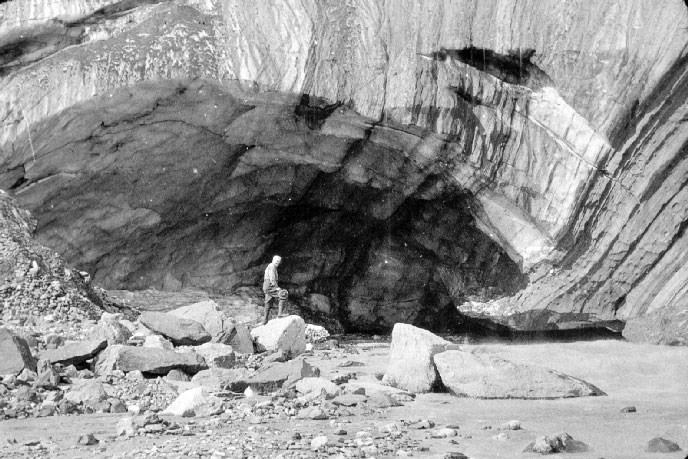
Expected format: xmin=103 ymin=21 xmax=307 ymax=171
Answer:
xmin=272 ymin=255 xmax=282 ymax=266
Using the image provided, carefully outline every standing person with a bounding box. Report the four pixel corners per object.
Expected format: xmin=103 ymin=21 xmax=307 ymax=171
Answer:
xmin=262 ymin=255 xmax=288 ymax=324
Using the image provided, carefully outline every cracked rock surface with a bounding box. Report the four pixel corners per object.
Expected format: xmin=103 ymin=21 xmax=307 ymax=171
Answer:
xmin=1 ymin=0 xmax=688 ymax=338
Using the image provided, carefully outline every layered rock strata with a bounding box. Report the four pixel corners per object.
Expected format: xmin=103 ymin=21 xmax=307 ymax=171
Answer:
xmin=1 ymin=0 xmax=688 ymax=335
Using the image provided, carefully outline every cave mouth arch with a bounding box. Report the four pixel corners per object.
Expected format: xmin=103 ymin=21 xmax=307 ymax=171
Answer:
xmin=1 ymin=78 xmax=528 ymax=333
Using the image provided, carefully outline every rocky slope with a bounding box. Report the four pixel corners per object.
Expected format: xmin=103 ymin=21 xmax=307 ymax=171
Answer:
xmin=1 ymin=0 xmax=687 ymax=336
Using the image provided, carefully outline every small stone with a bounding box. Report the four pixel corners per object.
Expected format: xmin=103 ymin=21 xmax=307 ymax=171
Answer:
xmin=498 ymin=420 xmax=521 ymax=430
xmin=76 ymin=434 xmax=99 ymax=446
xmin=430 ymin=428 xmax=458 ymax=438
xmin=493 ymin=433 xmax=508 ymax=441
xmin=646 ymin=437 xmax=681 ymax=453
xmin=311 ymin=435 xmax=328 ymax=451
xmin=116 ymin=417 xmax=135 ymax=437
xmin=621 ymin=406 xmax=637 ymax=413
xmin=443 ymin=453 xmax=468 ymax=459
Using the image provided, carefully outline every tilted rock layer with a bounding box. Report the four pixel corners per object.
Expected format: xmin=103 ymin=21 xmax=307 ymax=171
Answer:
xmin=1 ymin=0 xmax=688 ymax=336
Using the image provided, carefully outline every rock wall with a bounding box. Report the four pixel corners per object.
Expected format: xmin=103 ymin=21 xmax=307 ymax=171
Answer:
xmin=1 ymin=0 xmax=687 ymax=334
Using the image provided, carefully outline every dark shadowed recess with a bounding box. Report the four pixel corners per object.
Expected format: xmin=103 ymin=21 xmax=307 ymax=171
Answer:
xmin=429 ymin=47 xmax=553 ymax=89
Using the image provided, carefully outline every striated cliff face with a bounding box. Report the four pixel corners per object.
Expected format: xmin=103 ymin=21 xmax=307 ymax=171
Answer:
xmin=1 ymin=0 xmax=687 ymax=336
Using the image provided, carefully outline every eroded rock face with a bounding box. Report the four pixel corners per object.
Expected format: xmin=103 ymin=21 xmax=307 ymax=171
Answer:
xmin=2 ymin=0 xmax=688 ymax=336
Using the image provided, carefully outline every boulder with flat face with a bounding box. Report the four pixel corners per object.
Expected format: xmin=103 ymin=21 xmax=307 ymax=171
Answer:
xmin=0 ymin=327 xmax=36 ymax=375
xmin=382 ymin=323 xmax=457 ymax=393
xmin=434 ymin=350 xmax=605 ymax=399
xmin=250 ymin=315 xmax=306 ymax=357
xmin=94 ymin=345 xmax=207 ymax=375
xmin=191 ymin=343 xmax=235 ymax=369
xmin=139 ymin=311 xmax=211 ymax=346
xmin=214 ymin=322 xmax=254 ymax=354
xmin=39 ymin=339 xmax=108 ymax=366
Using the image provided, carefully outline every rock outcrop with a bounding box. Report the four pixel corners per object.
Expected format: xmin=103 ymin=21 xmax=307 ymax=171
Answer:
xmin=2 ymin=0 xmax=688 ymax=338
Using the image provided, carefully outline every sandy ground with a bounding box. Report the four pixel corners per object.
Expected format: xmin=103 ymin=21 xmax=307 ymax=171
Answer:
xmin=1 ymin=339 xmax=686 ymax=459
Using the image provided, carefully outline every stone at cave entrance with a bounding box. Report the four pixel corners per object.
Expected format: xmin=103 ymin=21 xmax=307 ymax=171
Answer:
xmin=251 ymin=315 xmax=307 ymax=357
xmin=161 ymin=387 xmax=221 ymax=418
xmin=95 ymin=345 xmax=207 ymax=375
xmin=39 ymin=339 xmax=108 ymax=366
xmin=0 ymin=327 xmax=37 ymax=375
xmin=240 ymin=359 xmax=320 ymax=394
xmin=214 ymin=322 xmax=254 ymax=355
xmin=382 ymin=323 xmax=457 ymax=393
xmin=64 ymin=380 xmax=108 ymax=404
xmin=90 ymin=315 xmax=132 ymax=345
xmin=190 ymin=343 xmax=236 ymax=369
xmin=190 ymin=367 xmax=250 ymax=390
xmin=434 ymin=350 xmax=604 ymax=399
xmin=169 ymin=300 xmax=230 ymax=340
xmin=139 ymin=311 xmax=211 ymax=346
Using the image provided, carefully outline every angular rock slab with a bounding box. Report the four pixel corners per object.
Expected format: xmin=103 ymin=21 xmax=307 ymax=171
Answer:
xmin=0 ymin=327 xmax=37 ymax=374
xmin=39 ymin=339 xmax=107 ymax=366
xmin=169 ymin=300 xmax=229 ymax=339
xmin=250 ymin=315 xmax=306 ymax=357
xmin=232 ymin=359 xmax=320 ymax=394
xmin=191 ymin=343 xmax=235 ymax=368
xmin=95 ymin=345 xmax=207 ymax=375
xmin=382 ymin=323 xmax=457 ymax=393
xmin=214 ymin=321 xmax=254 ymax=354
xmin=64 ymin=379 xmax=109 ymax=404
xmin=139 ymin=311 xmax=211 ymax=346
xmin=434 ymin=350 xmax=605 ymax=399
xmin=295 ymin=377 xmax=339 ymax=396
xmin=190 ymin=367 xmax=250 ymax=390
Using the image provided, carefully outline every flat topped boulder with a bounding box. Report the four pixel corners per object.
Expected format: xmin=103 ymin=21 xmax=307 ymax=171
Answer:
xmin=250 ymin=315 xmax=306 ymax=357
xmin=139 ymin=311 xmax=211 ymax=346
xmin=39 ymin=339 xmax=108 ymax=366
xmin=0 ymin=327 xmax=36 ymax=375
xmin=382 ymin=323 xmax=457 ymax=393
xmin=434 ymin=350 xmax=605 ymax=399
xmin=231 ymin=359 xmax=320 ymax=394
xmin=95 ymin=345 xmax=208 ymax=375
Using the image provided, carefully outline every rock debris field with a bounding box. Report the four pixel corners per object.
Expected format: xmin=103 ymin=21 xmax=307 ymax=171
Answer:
xmin=1 ymin=304 xmax=687 ymax=459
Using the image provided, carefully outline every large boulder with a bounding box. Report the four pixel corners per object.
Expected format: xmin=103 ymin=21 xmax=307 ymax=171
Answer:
xmin=382 ymin=323 xmax=457 ymax=393
xmin=94 ymin=345 xmax=207 ymax=375
xmin=250 ymin=315 xmax=306 ymax=357
xmin=39 ymin=339 xmax=108 ymax=366
xmin=139 ymin=311 xmax=211 ymax=346
xmin=434 ymin=350 xmax=605 ymax=399
xmin=169 ymin=300 xmax=230 ymax=340
xmin=0 ymin=327 xmax=36 ymax=374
